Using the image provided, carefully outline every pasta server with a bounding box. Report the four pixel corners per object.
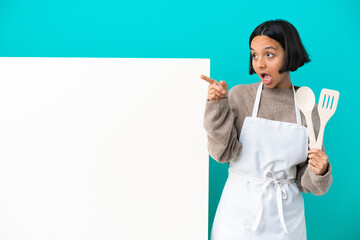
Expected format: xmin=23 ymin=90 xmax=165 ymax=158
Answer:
xmin=314 ymin=88 xmax=340 ymax=149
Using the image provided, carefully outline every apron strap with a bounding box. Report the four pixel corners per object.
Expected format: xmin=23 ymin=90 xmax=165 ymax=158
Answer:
xmin=228 ymin=170 xmax=295 ymax=234
xmin=292 ymin=85 xmax=302 ymax=126
xmin=251 ymin=170 xmax=293 ymax=234
xmin=252 ymin=81 xmax=302 ymax=126
xmin=251 ymin=82 xmax=264 ymax=117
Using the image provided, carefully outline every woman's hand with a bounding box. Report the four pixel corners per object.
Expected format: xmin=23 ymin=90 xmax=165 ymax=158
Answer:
xmin=308 ymin=148 xmax=329 ymax=176
xmin=200 ymin=75 xmax=228 ymax=102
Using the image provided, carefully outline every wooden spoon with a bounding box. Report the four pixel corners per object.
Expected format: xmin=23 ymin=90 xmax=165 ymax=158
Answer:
xmin=295 ymin=87 xmax=316 ymax=148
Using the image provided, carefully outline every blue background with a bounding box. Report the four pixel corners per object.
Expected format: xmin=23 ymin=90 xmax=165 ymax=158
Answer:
xmin=1 ymin=0 xmax=359 ymax=239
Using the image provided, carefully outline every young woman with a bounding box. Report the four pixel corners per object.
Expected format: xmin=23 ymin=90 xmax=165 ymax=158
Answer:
xmin=201 ymin=19 xmax=333 ymax=240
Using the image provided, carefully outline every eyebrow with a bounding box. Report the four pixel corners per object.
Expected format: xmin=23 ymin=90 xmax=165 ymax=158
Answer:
xmin=250 ymin=46 xmax=277 ymax=51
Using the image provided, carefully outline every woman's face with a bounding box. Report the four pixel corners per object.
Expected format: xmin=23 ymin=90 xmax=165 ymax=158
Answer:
xmin=250 ymin=35 xmax=291 ymax=89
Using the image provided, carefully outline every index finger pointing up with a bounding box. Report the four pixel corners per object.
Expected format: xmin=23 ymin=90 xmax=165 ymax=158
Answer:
xmin=200 ymin=75 xmax=217 ymax=85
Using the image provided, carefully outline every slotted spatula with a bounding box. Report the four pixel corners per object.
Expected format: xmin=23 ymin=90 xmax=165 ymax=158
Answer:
xmin=314 ymin=89 xmax=340 ymax=149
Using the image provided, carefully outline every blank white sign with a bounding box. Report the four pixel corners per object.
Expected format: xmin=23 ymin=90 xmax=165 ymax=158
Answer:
xmin=0 ymin=57 xmax=209 ymax=240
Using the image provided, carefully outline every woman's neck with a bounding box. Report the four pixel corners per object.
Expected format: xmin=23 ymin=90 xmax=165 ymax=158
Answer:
xmin=275 ymin=71 xmax=292 ymax=89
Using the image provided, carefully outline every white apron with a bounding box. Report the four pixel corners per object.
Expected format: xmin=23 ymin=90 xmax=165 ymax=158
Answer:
xmin=211 ymin=82 xmax=308 ymax=240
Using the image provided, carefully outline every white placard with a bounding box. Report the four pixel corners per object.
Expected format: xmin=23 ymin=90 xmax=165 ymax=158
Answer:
xmin=0 ymin=57 xmax=209 ymax=240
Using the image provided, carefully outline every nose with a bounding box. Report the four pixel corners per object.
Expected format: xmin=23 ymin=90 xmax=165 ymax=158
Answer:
xmin=255 ymin=56 xmax=266 ymax=69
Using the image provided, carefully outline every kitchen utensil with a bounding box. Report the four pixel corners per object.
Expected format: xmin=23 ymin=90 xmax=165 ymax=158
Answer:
xmin=295 ymin=87 xmax=317 ymax=148
xmin=315 ymin=88 xmax=340 ymax=149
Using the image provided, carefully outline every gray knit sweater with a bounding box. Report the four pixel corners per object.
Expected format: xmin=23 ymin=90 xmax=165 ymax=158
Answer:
xmin=203 ymin=81 xmax=332 ymax=196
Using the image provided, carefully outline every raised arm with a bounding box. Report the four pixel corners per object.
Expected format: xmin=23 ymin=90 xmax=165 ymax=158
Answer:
xmin=201 ymin=75 xmax=242 ymax=163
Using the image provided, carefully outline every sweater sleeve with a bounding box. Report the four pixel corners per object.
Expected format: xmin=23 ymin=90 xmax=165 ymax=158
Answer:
xmin=298 ymin=162 xmax=333 ymax=196
xmin=203 ymin=88 xmax=242 ymax=163
xmin=296 ymin=104 xmax=333 ymax=195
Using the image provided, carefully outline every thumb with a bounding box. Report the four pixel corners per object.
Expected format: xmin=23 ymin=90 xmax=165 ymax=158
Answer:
xmin=220 ymin=80 xmax=228 ymax=89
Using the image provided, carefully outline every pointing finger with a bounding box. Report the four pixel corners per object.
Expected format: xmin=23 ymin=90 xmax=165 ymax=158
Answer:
xmin=200 ymin=75 xmax=218 ymax=85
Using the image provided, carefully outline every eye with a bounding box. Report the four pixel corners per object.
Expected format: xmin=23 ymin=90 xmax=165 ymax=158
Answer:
xmin=267 ymin=53 xmax=274 ymax=58
xmin=251 ymin=54 xmax=257 ymax=59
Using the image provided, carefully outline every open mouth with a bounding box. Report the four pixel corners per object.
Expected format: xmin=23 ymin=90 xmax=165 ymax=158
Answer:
xmin=260 ymin=73 xmax=272 ymax=84
xmin=261 ymin=73 xmax=270 ymax=78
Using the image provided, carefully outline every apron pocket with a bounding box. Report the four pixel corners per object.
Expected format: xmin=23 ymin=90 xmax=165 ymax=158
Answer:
xmin=217 ymin=217 xmax=244 ymax=240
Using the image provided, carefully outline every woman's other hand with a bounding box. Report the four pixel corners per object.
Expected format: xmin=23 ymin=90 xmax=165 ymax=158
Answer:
xmin=308 ymin=148 xmax=329 ymax=176
xmin=200 ymin=75 xmax=228 ymax=102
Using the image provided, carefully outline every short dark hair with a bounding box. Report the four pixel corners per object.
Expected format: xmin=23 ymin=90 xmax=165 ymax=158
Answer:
xmin=249 ymin=19 xmax=310 ymax=75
